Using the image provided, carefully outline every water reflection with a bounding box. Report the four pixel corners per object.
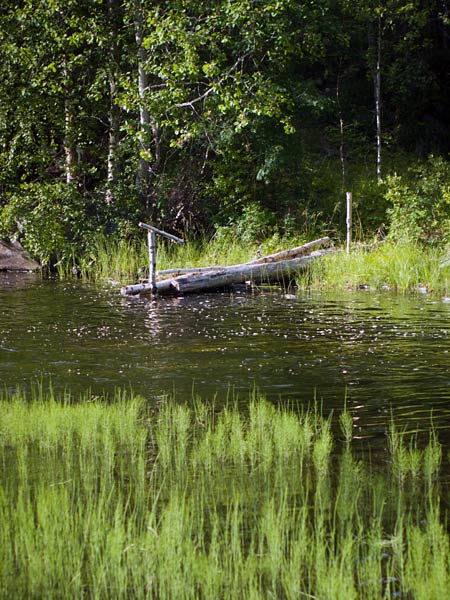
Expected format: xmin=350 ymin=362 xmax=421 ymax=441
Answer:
xmin=1 ymin=275 xmax=449 ymax=450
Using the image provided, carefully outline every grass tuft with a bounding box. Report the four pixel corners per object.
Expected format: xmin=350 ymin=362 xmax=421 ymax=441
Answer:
xmin=0 ymin=388 xmax=448 ymax=599
xmin=298 ymin=241 xmax=450 ymax=294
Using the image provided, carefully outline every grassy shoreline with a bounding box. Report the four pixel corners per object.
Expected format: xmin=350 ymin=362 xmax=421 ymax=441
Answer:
xmin=62 ymin=236 xmax=450 ymax=295
xmin=1 ymin=388 xmax=448 ymax=599
xmin=298 ymin=242 xmax=450 ymax=295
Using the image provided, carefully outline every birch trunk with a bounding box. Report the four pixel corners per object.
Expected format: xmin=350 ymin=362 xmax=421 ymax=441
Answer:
xmin=374 ymin=14 xmax=382 ymax=182
xmin=134 ymin=0 xmax=151 ymax=209
xmin=63 ymin=58 xmax=77 ymax=185
xmin=106 ymin=77 xmax=119 ymax=204
xmin=106 ymin=0 xmax=121 ymax=204
xmin=336 ymin=68 xmax=346 ymax=190
xmin=369 ymin=15 xmax=383 ymax=183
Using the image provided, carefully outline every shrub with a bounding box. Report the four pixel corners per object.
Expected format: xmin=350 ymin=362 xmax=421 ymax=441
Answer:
xmin=386 ymin=156 xmax=450 ymax=245
xmin=0 ymin=182 xmax=90 ymax=266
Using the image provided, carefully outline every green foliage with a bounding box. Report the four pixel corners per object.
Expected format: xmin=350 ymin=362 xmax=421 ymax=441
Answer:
xmin=1 ymin=0 xmax=450 ymax=255
xmin=215 ymin=203 xmax=277 ymax=245
xmin=0 ymin=182 xmax=89 ymax=266
xmin=386 ymin=156 xmax=450 ymax=244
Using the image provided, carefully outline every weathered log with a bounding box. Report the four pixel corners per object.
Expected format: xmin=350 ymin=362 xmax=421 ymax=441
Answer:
xmin=121 ymin=248 xmax=333 ymax=296
xmin=157 ymin=266 xmax=226 ymax=277
xmin=247 ymin=236 xmax=331 ymax=264
xmin=121 ymin=282 xmax=152 ymax=295
xmin=156 ymin=236 xmax=332 ymax=278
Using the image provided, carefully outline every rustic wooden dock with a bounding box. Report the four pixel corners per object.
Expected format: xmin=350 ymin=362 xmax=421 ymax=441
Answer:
xmin=121 ymin=228 xmax=333 ymax=297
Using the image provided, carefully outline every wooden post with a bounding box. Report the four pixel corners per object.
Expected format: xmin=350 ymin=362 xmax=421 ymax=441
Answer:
xmin=346 ymin=191 xmax=352 ymax=254
xmin=148 ymin=231 xmax=157 ymax=293
xmin=138 ymin=222 xmax=184 ymax=295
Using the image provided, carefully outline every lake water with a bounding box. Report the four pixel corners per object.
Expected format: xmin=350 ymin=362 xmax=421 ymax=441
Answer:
xmin=1 ymin=272 xmax=449 ymax=452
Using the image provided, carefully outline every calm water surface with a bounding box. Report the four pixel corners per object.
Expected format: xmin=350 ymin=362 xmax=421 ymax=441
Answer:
xmin=1 ymin=272 xmax=449 ymax=450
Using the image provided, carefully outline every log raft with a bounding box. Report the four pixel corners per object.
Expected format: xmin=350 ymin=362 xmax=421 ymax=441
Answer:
xmin=121 ymin=236 xmax=333 ymax=297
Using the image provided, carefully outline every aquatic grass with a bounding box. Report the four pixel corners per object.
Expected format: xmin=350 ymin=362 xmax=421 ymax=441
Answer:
xmin=79 ymin=233 xmax=258 ymax=283
xmin=73 ymin=231 xmax=312 ymax=284
xmin=156 ymin=234 xmax=254 ymax=272
xmin=404 ymin=507 xmax=450 ymax=600
xmin=0 ymin=389 xmax=449 ymax=599
xmin=423 ymin=430 xmax=442 ymax=485
xmin=300 ymin=241 xmax=450 ymax=294
xmin=339 ymin=406 xmax=354 ymax=446
xmin=81 ymin=236 xmax=149 ymax=282
xmin=57 ymin=231 xmax=450 ymax=297
xmin=312 ymin=415 xmax=333 ymax=477
xmin=0 ymin=388 xmax=146 ymax=461
xmin=387 ymin=420 xmax=441 ymax=486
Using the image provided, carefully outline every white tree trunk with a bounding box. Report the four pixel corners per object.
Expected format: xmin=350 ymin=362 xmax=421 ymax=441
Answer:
xmin=63 ymin=58 xmax=77 ymax=185
xmin=133 ymin=0 xmax=151 ymax=206
xmin=336 ymin=70 xmax=346 ymax=190
xmin=106 ymin=0 xmax=120 ymax=204
xmin=374 ymin=15 xmax=382 ymax=182
xmin=106 ymin=78 xmax=119 ymax=204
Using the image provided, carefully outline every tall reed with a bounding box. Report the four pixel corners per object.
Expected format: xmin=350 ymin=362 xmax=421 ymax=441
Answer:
xmin=299 ymin=241 xmax=450 ymax=294
xmin=0 ymin=388 xmax=448 ymax=599
xmin=77 ymin=234 xmax=257 ymax=283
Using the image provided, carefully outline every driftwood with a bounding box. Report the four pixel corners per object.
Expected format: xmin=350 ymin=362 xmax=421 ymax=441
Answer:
xmin=157 ymin=265 xmax=229 ymax=277
xmin=121 ymin=248 xmax=333 ymax=296
xmin=156 ymin=237 xmax=331 ymax=278
xmin=247 ymin=236 xmax=331 ymax=264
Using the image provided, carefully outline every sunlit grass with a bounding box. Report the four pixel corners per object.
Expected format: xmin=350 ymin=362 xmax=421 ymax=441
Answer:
xmin=80 ymin=234 xmax=258 ymax=283
xmin=299 ymin=241 xmax=450 ymax=294
xmin=1 ymin=388 xmax=448 ymax=599
xmin=64 ymin=234 xmax=450 ymax=298
xmin=66 ymin=232 xmax=308 ymax=283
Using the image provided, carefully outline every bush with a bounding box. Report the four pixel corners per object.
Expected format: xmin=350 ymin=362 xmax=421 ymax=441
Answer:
xmin=214 ymin=202 xmax=277 ymax=246
xmin=1 ymin=182 xmax=92 ymax=266
xmin=386 ymin=156 xmax=450 ymax=245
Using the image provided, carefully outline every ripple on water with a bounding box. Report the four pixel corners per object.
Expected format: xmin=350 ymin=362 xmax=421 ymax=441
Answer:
xmin=1 ymin=279 xmax=450 ymax=449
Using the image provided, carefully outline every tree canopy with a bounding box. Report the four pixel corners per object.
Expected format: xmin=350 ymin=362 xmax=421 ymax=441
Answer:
xmin=0 ymin=0 xmax=449 ymax=262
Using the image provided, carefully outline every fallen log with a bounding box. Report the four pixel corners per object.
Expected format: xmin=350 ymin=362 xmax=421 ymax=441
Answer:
xmin=156 ymin=236 xmax=332 ymax=278
xmin=157 ymin=265 xmax=226 ymax=277
xmin=121 ymin=248 xmax=333 ymax=296
xmin=247 ymin=236 xmax=331 ymax=264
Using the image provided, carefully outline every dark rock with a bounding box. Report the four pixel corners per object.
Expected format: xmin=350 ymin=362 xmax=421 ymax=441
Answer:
xmin=0 ymin=240 xmax=39 ymax=271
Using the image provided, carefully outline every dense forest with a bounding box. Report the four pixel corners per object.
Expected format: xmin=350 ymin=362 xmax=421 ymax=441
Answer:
xmin=1 ymin=0 xmax=450 ymax=265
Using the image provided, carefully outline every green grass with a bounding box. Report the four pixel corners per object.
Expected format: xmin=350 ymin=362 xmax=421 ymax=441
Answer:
xmin=63 ymin=233 xmax=450 ymax=297
xmin=298 ymin=241 xmax=450 ymax=294
xmin=76 ymin=234 xmax=259 ymax=283
xmin=64 ymin=232 xmax=307 ymax=283
xmin=0 ymin=387 xmax=448 ymax=599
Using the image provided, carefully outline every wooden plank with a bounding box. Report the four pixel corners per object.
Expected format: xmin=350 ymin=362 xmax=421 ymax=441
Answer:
xmin=138 ymin=222 xmax=184 ymax=244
